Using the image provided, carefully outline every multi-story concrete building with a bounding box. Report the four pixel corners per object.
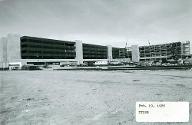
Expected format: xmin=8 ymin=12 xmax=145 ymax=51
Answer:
xmin=0 ymin=34 xmax=129 ymax=69
xmin=139 ymin=41 xmax=191 ymax=62
xmin=0 ymin=34 xmax=191 ymax=69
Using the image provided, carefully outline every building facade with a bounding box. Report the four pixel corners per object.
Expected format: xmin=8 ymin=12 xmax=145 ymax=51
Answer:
xmin=0 ymin=34 xmax=131 ymax=69
xmin=139 ymin=41 xmax=191 ymax=62
xmin=20 ymin=36 xmax=76 ymax=59
xmin=0 ymin=34 xmax=191 ymax=69
xmin=82 ymin=43 xmax=108 ymax=59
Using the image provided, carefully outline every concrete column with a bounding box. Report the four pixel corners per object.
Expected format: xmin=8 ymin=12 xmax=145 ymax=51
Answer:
xmin=6 ymin=34 xmax=21 ymax=62
xmin=107 ymin=45 xmax=112 ymax=62
xmin=190 ymin=41 xmax=192 ymax=55
xmin=0 ymin=38 xmax=2 ymax=68
xmin=0 ymin=34 xmax=22 ymax=69
xmin=0 ymin=38 xmax=4 ymax=64
xmin=75 ymin=40 xmax=83 ymax=65
xmin=0 ymin=37 xmax=8 ymax=68
xmin=181 ymin=42 xmax=183 ymax=59
xmin=131 ymin=45 xmax=140 ymax=62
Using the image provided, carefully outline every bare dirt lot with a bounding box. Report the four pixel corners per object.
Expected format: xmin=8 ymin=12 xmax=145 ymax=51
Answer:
xmin=0 ymin=70 xmax=192 ymax=125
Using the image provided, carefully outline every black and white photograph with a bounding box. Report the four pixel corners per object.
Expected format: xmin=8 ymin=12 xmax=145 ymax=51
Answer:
xmin=0 ymin=0 xmax=192 ymax=125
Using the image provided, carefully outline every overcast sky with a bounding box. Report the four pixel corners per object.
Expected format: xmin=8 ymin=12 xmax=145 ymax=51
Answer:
xmin=0 ymin=0 xmax=192 ymax=47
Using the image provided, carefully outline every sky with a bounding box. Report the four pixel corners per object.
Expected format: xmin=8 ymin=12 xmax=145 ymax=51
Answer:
xmin=0 ymin=0 xmax=192 ymax=47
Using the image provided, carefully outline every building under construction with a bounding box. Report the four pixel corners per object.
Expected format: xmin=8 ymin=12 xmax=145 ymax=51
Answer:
xmin=139 ymin=41 xmax=191 ymax=62
xmin=0 ymin=34 xmax=191 ymax=69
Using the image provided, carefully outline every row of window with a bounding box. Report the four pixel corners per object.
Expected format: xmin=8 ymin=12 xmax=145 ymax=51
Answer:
xmin=22 ymin=56 xmax=75 ymax=59
xmin=21 ymin=37 xmax=75 ymax=46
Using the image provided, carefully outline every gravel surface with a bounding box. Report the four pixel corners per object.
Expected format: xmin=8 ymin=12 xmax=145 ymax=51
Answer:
xmin=0 ymin=70 xmax=192 ymax=125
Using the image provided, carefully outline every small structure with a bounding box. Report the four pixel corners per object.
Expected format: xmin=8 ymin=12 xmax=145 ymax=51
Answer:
xmin=94 ymin=60 xmax=108 ymax=66
xmin=9 ymin=62 xmax=22 ymax=70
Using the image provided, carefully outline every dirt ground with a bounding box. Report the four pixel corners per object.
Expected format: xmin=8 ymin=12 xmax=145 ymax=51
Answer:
xmin=0 ymin=70 xmax=192 ymax=125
